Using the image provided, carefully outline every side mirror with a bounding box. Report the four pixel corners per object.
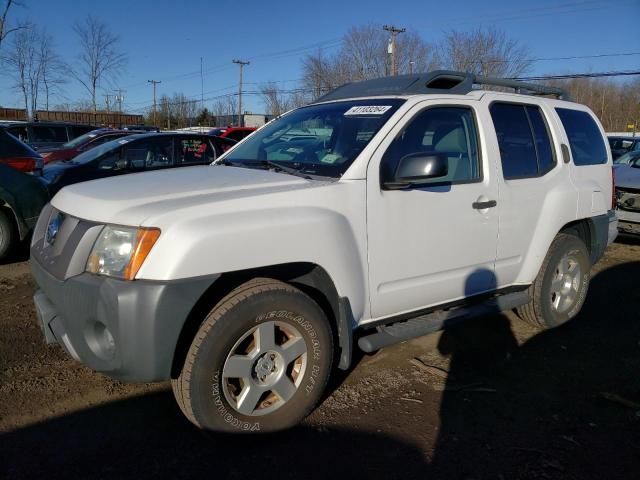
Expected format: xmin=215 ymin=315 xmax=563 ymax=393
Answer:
xmin=382 ymin=152 xmax=449 ymax=190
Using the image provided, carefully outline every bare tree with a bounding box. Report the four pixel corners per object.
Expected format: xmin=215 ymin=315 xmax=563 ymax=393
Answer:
xmin=72 ymin=15 xmax=127 ymax=113
xmin=0 ymin=0 xmax=26 ymax=50
xmin=4 ymin=26 xmax=41 ymax=118
xmin=39 ymin=30 xmax=66 ymax=111
xmin=301 ymin=24 xmax=439 ymax=101
xmin=260 ymin=82 xmax=293 ymax=117
xmin=440 ymin=27 xmax=532 ymax=78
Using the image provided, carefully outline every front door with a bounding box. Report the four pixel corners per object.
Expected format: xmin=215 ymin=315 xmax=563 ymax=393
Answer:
xmin=367 ymin=101 xmax=499 ymax=320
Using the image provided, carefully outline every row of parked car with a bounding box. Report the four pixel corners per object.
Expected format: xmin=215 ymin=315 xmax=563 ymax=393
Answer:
xmin=0 ymin=121 xmax=256 ymax=260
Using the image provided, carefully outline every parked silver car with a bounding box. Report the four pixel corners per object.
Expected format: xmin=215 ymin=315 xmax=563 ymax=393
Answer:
xmin=615 ymin=155 xmax=640 ymax=235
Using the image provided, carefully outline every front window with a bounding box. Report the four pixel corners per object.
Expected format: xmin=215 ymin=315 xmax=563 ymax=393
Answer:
xmin=222 ymin=99 xmax=405 ymax=178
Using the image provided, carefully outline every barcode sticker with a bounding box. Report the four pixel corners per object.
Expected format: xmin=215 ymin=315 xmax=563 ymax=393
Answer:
xmin=344 ymin=105 xmax=392 ymax=116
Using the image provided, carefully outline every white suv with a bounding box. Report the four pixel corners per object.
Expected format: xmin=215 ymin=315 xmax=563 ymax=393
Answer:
xmin=31 ymin=71 xmax=617 ymax=432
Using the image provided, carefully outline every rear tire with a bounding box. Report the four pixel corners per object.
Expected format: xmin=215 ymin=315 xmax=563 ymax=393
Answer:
xmin=172 ymin=278 xmax=333 ymax=433
xmin=0 ymin=209 xmax=16 ymax=262
xmin=517 ymin=233 xmax=591 ymax=329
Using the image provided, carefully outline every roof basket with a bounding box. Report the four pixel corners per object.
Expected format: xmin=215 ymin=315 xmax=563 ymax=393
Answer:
xmin=315 ymin=70 xmax=568 ymax=103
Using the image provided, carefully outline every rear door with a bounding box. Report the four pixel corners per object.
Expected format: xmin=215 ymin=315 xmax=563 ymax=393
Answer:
xmin=487 ymin=99 xmax=576 ymax=286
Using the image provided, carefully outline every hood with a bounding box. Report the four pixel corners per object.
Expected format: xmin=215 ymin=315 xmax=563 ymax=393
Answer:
xmin=615 ymin=164 xmax=640 ymax=190
xmin=51 ymin=165 xmax=316 ymax=226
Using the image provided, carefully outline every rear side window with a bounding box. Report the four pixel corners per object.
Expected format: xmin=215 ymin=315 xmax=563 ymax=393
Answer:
xmin=490 ymin=103 xmax=556 ymax=179
xmin=176 ymin=137 xmax=215 ymax=164
xmin=556 ymin=108 xmax=607 ymax=166
xmin=32 ymin=126 xmax=68 ymax=143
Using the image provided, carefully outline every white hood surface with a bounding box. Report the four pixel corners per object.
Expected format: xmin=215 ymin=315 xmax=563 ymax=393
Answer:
xmin=51 ymin=165 xmax=315 ymax=226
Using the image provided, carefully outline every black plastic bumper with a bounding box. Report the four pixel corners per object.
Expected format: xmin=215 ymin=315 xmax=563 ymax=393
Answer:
xmin=31 ymin=257 xmax=217 ymax=382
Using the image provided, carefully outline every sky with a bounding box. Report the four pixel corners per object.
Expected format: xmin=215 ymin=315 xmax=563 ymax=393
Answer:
xmin=0 ymin=0 xmax=639 ymax=115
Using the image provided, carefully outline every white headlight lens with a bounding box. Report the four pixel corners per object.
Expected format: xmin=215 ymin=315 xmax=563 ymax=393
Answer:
xmin=86 ymin=226 xmax=138 ymax=278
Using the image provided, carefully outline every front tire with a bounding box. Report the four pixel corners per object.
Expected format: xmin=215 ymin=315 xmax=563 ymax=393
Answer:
xmin=0 ymin=209 xmax=16 ymax=262
xmin=516 ymin=233 xmax=591 ymax=329
xmin=172 ymin=278 xmax=333 ymax=433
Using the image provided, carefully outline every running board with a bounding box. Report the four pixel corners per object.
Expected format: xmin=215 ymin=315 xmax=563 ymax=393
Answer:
xmin=358 ymin=290 xmax=530 ymax=353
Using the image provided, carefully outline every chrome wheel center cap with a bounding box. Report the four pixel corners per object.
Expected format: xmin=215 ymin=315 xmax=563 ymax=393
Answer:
xmin=253 ymin=351 xmax=282 ymax=384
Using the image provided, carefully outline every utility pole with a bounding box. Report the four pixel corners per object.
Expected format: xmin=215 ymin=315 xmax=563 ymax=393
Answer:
xmin=409 ymin=60 xmax=415 ymax=75
xmin=114 ymin=88 xmax=125 ymax=127
xmin=147 ymin=80 xmax=161 ymax=127
xmin=232 ymin=59 xmax=249 ymax=126
xmin=200 ymin=57 xmax=204 ymax=113
xmin=383 ymin=24 xmax=406 ymax=76
xmin=103 ymin=94 xmax=112 ymax=112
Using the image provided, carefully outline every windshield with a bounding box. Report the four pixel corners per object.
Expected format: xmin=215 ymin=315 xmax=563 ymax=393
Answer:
xmin=62 ymin=130 xmax=102 ymax=149
xmin=222 ymin=99 xmax=405 ymax=178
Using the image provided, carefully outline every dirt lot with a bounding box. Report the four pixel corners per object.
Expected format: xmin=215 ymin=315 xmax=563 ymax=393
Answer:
xmin=1 ymin=240 xmax=639 ymax=479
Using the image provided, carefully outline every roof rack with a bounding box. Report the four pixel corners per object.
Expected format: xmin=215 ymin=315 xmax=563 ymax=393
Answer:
xmin=315 ymin=70 xmax=569 ymax=103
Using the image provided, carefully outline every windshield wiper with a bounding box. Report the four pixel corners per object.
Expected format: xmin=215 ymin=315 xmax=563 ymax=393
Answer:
xmin=259 ymin=160 xmax=311 ymax=179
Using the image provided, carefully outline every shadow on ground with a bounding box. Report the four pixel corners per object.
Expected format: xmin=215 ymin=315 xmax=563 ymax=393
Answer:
xmin=430 ymin=261 xmax=640 ymax=479
xmin=0 ymin=388 xmax=428 ymax=480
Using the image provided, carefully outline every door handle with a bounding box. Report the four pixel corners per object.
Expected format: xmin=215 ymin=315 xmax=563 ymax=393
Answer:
xmin=472 ymin=200 xmax=497 ymax=209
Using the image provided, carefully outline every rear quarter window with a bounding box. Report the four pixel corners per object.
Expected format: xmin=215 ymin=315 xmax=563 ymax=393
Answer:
xmin=556 ymin=108 xmax=607 ymax=166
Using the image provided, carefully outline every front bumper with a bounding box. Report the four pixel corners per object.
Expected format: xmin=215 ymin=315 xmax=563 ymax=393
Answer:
xmin=31 ymin=257 xmax=217 ymax=382
xmin=616 ymin=208 xmax=640 ymax=236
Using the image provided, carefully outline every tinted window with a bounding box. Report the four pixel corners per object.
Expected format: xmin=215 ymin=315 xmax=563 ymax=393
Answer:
xmin=227 ymin=130 xmax=249 ymax=142
xmin=32 ymin=126 xmax=68 ymax=143
xmin=125 ymin=137 xmax=173 ymax=169
xmin=7 ymin=126 xmax=28 ymax=143
xmin=0 ymin=130 xmax=38 ymax=157
xmin=381 ymin=106 xmax=481 ymax=184
xmin=526 ymin=106 xmax=555 ymax=173
xmin=176 ymin=137 xmax=215 ymax=164
xmin=89 ymin=134 xmax=127 ymax=148
xmin=490 ymin=103 xmax=555 ymax=179
xmin=71 ymin=125 xmax=94 ymax=138
xmin=556 ymin=108 xmax=607 ymax=166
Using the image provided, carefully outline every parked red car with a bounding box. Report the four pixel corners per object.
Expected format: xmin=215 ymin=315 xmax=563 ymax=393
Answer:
xmin=38 ymin=128 xmax=143 ymax=164
xmin=208 ymin=126 xmax=256 ymax=143
xmin=0 ymin=128 xmax=43 ymax=173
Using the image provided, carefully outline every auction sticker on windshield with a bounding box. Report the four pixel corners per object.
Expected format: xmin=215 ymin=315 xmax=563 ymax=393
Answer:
xmin=344 ymin=105 xmax=392 ymax=116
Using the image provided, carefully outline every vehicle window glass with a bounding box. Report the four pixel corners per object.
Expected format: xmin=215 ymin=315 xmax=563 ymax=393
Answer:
xmin=226 ymin=131 xmax=246 ymax=142
xmin=490 ymin=103 xmax=539 ymax=179
xmin=1 ymin=130 xmax=37 ymax=156
xmin=71 ymin=126 xmax=94 ymax=138
xmin=381 ymin=106 xmax=481 ymax=185
xmin=224 ymin=99 xmax=404 ymax=178
xmin=7 ymin=126 xmax=28 ymax=142
xmin=526 ymin=105 xmax=555 ymax=173
xmin=32 ymin=126 xmax=68 ymax=143
xmin=556 ymin=108 xmax=607 ymax=166
xmin=97 ymin=150 xmax=122 ymax=170
xmin=125 ymin=137 xmax=173 ymax=170
xmin=89 ymin=134 xmax=126 ymax=148
xmin=176 ymin=137 xmax=215 ymax=165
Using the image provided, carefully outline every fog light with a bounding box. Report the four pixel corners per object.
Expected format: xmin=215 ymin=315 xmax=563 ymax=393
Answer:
xmin=85 ymin=321 xmax=116 ymax=361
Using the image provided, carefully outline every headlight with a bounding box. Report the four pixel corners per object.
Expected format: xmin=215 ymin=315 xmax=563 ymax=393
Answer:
xmin=86 ymin=226 xmax=160 ymax=280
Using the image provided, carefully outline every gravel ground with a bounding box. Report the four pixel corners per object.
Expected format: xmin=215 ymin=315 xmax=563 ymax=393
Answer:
xmin=0 ymin=239 xmax=639 ymax=479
